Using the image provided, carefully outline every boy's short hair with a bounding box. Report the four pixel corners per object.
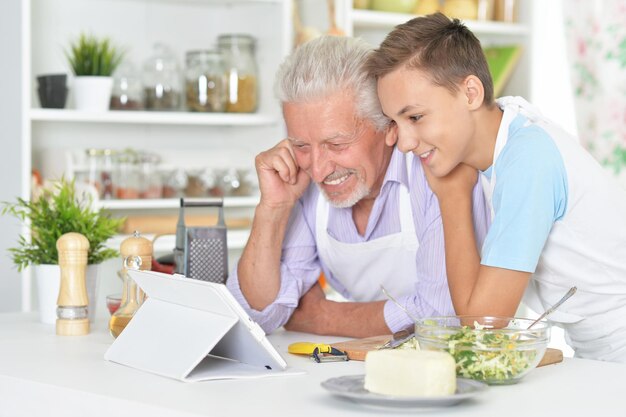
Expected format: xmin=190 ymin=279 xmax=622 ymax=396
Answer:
xmin=366 ymin=12 xmax=495 ymax=105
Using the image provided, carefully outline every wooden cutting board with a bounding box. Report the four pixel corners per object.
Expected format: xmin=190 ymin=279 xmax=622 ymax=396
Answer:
xmin=331 ymin=335 xmax=563 ymax=367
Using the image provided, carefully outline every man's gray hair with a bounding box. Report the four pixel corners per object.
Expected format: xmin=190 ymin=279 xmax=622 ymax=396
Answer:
xmin=274 ymin=36 xmax=388 ymax=132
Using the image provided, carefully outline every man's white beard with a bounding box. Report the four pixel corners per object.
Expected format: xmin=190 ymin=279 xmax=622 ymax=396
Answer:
xmin=318 ymin=179 xmax=371 ymax=209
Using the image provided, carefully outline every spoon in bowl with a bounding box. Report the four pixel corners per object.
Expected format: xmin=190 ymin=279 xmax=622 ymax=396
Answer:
xmin=527 ymin=286 xmax=577 ymax=329
xmin=380 ymin=285 xmax=419 ymax=322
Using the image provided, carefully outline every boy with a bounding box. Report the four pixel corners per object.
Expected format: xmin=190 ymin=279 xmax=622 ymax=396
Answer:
xmin=367 ymin=13 xmax=626 ymax=362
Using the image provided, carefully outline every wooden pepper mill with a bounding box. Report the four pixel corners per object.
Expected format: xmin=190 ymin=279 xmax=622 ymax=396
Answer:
xmin=109 ymin=231 xmax=153 ymax=338
xmin=56 ymin=232 xmax=90 ymax=336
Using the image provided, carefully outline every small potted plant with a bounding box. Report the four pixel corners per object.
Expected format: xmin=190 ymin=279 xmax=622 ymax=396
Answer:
xmin=66 ymin=33 xmax=125 ymax=111
xmin=1 ymin=179 xmax=124 ymax=324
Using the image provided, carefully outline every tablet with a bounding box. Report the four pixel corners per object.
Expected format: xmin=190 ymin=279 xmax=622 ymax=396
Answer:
xmin=105 ymin=270 xmax=288 ymax=381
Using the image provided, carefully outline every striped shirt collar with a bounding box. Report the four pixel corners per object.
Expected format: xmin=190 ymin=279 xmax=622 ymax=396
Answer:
xmin=382 ymin=146 xmax=411 ymax=191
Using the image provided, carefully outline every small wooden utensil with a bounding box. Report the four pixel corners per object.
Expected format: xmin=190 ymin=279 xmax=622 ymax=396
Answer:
xmin=56 ymin=232 xmax=90 ymax=336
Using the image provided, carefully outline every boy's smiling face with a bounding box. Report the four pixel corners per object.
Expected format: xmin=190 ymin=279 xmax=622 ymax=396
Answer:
xmin=377 ymin=66 xmax=476 ymax=178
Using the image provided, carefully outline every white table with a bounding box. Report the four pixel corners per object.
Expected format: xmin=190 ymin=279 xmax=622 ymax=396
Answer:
xmin=0 ymin=312 xmax=623 ymax=417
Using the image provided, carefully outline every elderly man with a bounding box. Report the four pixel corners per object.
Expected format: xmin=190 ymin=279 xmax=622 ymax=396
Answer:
xmin=226 ymin=36 xmax=490 ymax=337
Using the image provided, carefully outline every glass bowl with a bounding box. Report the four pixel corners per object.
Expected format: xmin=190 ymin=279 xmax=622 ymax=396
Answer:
xmin=414 ymin=316 xmax=550 ymax=385
xmin=106 ymin=293 xmax=122 ymax=315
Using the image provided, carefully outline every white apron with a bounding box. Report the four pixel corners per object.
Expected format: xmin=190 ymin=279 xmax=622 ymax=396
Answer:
xmin=483 ymin=97 xmax=626 ymax=362
xmin=315 ymin=155 xmax=419 ymax=302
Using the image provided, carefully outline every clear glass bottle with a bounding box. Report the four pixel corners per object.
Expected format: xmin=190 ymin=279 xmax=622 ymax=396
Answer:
xmin=220 ymin=168 xmax=241 ymax=196
xmin=142 ymin=43 xmax=181 ymax=110
xmin=85 ymin=148 xmax=102 ymax=196
xmin=109 ymin=231 xmax=153 ymax=339
xmin=100 ymin=149 xmax=115 ymax=200
xmin=110 ymin=62 xmax=144 ymax=110
xmin=217 ymin=34 xmax=259 ymax=113
xmin=114 ymin=150 xmax=140 ymax=199
xmin=138 ymin=152 xmax=163 ymax=199
xmin=162 ymin=168 xmax=188 ymax=198
xmin=184 ymin=50 xmax=227 ymax=112
xmin=184 ymin=169 xmax=209 ymax=197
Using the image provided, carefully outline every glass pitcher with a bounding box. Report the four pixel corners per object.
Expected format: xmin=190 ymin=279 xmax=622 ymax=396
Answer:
xmin=108 ymin=231 xmax=153 ymax=338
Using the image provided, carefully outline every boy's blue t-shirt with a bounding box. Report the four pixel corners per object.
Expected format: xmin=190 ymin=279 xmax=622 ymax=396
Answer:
xmin=480 ymin=115 xmax=569 ymax=273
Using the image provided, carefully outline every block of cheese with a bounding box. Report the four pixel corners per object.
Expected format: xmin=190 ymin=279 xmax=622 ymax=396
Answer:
xmin=364 ymin=350 xmax=456 ymax=397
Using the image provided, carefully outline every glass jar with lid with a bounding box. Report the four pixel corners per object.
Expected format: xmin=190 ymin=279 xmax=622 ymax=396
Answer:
xmin=142 ymin=43 xmax=181 ymax=110
xmin=83 ymin=148 xmax=115 ymax=199
xmin=100 ymin=149 xmax=116 ymax=199
xmin=184 ymin=50 xmax=227 ymax=112
xmin=138 ymin=152 xmax=163 ymax=199
xmin=114 ymin=150 xmax=140 ymax=199
xmin=161 ymin=168 xmax=188 ymax=198
xmin=85 ymin=148 xmax=102 ymax=196
xmin=217 ymin=34 xmax=259 ymax=113
xmin=110 ymin=62 xmax=144 ymax=110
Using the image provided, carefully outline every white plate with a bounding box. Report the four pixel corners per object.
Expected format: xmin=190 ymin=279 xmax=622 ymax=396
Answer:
xmin=321 ymin=375 xmax=487 ymax=409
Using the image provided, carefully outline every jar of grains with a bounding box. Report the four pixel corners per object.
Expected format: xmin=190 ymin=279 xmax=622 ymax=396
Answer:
xmin=142 ymin=43 xmax=181 ymax=110
xmin=217 ymin=34 xmax=259 ymax=113
xmin=184 ymin=50 xmax=227 ymax=112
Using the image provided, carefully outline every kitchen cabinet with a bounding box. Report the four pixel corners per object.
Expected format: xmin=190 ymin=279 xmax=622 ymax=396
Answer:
xmin=20 ymin=0 xmax=295 ymax=311
xmin=27 ymin=0 xmax=292 ymax=193
xmin=16 ymin=0 xmax=533 ymax=312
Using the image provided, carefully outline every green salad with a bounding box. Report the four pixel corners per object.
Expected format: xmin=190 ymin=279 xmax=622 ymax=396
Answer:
xmin=444 ymin=323 xmax=537 ymax=382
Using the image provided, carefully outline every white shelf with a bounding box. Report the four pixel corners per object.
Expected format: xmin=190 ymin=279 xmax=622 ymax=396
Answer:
xmin=30 ymin=109 xmax=279 ymax=127
xmin=351 ymin=9 xmax=528 ymax=35
xmin=107 ymin=229 xmax=251 ymax=252
xmin=98 ymin=196 xmax=260 ymax=210
xmin=149 ymin=0 xmax=283 ymax=4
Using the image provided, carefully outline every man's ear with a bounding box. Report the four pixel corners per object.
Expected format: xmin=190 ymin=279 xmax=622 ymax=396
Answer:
xmin=463 ymin=75 xmax=484 ymax=111
xmin=384 ymin=122 xmax=398 ymax=146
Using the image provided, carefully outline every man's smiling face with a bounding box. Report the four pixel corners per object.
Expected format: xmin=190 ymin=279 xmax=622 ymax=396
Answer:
xmin=284 ymin=91 xmax=391 ymax=208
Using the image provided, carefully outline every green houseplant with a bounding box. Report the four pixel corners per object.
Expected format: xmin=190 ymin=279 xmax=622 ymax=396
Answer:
xmin=65 ymin=33 xmax=125 ymax=111
xmin=2 ymin=179 xmax=124 ymax=323
xmin=66 ymin=33 xmax=124 ymax=77
xmin=2 ymin=179 xmax=123 ymax=270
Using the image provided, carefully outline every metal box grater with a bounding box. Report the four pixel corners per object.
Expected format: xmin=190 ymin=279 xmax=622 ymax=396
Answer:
xmin=174 ymin=198 xmax=228 ymax=283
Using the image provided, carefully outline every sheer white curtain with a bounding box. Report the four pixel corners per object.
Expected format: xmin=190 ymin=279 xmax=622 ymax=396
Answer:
xmin=563 ymin=0 xmax=626 ymax=186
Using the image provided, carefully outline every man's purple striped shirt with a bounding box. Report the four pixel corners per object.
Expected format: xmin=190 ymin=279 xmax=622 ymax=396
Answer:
xmin=227 ymin=147 xmax=490 ymax=333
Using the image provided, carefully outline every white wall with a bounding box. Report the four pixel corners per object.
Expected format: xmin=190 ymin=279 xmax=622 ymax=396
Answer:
xmin=529 ymin=0 xmax=578 ymax=137
xmin=0 ymin=0 xmax=25 ymax=312
xmin=0 ymin=1 xmax=583 ymax=326
xmin=528 ymin=0 xmax=577 ymax=357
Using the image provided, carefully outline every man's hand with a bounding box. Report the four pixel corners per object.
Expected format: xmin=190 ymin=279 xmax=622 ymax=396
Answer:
xmin=284 ymin=282 xmax=327 ymax=334
xmin=255 ymin=139 xmax=311 ymax=210
xmin=423 ymin=162 xmax=478 ymax=202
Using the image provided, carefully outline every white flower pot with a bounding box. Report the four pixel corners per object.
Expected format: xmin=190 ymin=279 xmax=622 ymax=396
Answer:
xmin=73 ymin=76 xmax=113 ymax=111
xmin=34 ymin=264 xmax=100 ymax=324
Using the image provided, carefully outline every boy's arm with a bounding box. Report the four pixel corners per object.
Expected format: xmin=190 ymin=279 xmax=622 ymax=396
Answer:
xmin=427 ymin=164 xmax=530 ymax=316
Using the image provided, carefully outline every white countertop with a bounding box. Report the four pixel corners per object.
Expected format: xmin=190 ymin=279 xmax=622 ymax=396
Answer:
xmin=0 ymin=313 xmax=623 ymax=417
